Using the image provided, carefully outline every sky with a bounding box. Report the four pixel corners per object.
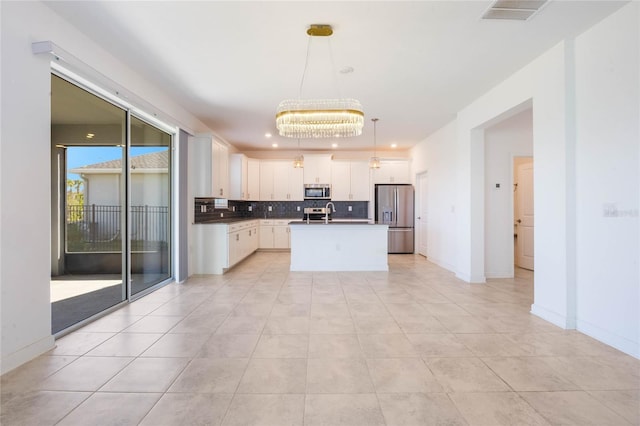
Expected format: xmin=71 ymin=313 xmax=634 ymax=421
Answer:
xmin=67 ymin=146 xmax=165 ymax=181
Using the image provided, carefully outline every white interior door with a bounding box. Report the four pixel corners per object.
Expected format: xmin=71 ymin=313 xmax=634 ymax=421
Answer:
xmin=417 ymin=172 xmax=428 ymax=257
xmin=515 ymin=161 xmax=534 ymax=270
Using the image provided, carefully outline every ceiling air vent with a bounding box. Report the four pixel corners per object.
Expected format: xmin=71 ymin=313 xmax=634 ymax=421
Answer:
xmin=481 ymin=0 xmax=548 ymax=21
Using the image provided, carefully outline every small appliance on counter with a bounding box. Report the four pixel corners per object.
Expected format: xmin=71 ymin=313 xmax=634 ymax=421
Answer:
xmin=303 ymin=207 xmax=331 ymax=223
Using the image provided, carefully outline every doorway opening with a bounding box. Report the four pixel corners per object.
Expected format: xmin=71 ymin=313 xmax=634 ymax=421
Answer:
xmin=416 ymin=171 xmax=428 ymax=257
xmin=514 ymin=157 xmax=534 ymax=271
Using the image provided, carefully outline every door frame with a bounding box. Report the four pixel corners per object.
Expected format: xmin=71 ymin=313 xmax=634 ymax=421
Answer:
xmin=416 ymin=170 xmax=428 ymax=257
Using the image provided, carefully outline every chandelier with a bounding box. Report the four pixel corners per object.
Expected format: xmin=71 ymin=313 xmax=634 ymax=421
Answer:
xmin=276 ymin=24 xmax=364 ymax=139
xmin=369 ymin=118 xmax=381 ymax=169
xmin=293 ymin=139 xmax=304 ymax=168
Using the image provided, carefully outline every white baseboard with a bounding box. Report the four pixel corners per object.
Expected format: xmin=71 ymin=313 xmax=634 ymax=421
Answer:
xmin=485 ymin=271 xmax=514 ymax=279
xmin=577 ymin=319 xmax=640 ymax=359
xmin=1 ymin=335 xmax=55 ymax=374
xmin=425 ymin=256 xmax=456 ymax=274
xmin=530 ymin=303 xmax=576 ymax=329
xmin=455 ymin=271 xmax=486 ymax=283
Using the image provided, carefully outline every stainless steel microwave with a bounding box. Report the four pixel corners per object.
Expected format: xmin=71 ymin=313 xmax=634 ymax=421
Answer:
xmin=304 ymin=184 xmax=331 ymax=200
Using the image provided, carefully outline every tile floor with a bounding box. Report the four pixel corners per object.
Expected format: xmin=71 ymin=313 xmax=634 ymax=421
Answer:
xmin=2 ymin=252 xmax=639 ymax=425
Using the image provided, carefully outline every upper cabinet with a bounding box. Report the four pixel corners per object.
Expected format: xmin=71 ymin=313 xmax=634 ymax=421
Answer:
xmin=331 ymin=160 xmax=370 ymax=201
xmin=303 ymin=154 xmax=332 ymax=184
xmin=371 ymin=159 xmax=410 ymax=184
xmin=247 ymin=158 xmax=260 ymax=201
xmin=190 ymin=134 xmax=229 ymax=198
xmin=260 ymin=160 xmax=303 ymax=201
xmin=228 ymin=153 xmax=248 ymax=200
xmin=212 ymin=141 xmax=229 ymax=198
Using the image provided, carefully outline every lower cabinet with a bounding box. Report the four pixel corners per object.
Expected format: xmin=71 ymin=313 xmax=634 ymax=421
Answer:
xmin=259 ymin=219 xmax=291 ymax=249
xmin=192 ymin=220 xmax=259 ymax=275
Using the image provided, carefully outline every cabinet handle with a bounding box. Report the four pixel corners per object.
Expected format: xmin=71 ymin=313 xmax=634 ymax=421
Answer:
xmin=236 ymin=234 xmax=239 ymax=241
xmin=249 ymin=230 xmax=252 ymax=236
xmin=219 ymin=188 xmax=223 ymax=196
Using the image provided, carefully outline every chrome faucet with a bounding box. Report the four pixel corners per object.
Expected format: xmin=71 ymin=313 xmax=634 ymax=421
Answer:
xmin=324 ymin=202 xmax=336 ymax=224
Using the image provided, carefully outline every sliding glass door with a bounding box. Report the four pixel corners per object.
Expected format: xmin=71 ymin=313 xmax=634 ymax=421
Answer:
xmin=51 ymin=74 xmax=173 ymax=334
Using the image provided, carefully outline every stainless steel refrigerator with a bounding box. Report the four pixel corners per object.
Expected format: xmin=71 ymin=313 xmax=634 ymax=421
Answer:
xmin=375 ymin=184 xmax=414 ymax=253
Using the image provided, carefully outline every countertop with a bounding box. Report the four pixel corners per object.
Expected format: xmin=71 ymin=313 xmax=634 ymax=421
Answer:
xmin=195 ymin=217 xmax=372 ymax=225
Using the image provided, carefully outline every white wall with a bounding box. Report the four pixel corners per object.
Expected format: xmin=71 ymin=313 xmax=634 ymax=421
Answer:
xmin=0 ymin=1 xmax=208 ymax=373
xmin=484 ymin=109 xmax=533 ymax=278
xmin=574 ymin=3 xmax=639 ymax=357
xmin=410 ymin=121 xmax=458 ymax=271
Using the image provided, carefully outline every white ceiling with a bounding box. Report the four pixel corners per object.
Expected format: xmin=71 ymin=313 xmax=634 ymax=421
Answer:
xmin=46 ymin=1 xmax=625 ymax=152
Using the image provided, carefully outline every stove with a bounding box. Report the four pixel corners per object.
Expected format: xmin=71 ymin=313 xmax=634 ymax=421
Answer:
xmin=303 ymin=207 xmax=331 ymax=222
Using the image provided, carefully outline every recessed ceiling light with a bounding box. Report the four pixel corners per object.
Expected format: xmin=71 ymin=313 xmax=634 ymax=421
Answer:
xmin=265 ymin=132 xmax=272 ymax=138
xmin=332 ymin=143 xmax=338 ymax=148
xmin=272 ymin=143 xmax=278 ymax=148
xmin=340 ymin=66 xmax=354 ymax=74
xmin=391 ymin=143 xmax=397 ymax=148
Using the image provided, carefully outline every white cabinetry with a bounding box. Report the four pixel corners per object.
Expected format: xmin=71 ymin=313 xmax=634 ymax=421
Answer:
xmin=190 ymin=135 xmax=229 ymax=198
xmin=192 ymin=220 xmax=259 ymax=274
xmin=371 ymin=160 xmax=410 ymax=184
xmin=228 ymin=154 xmax=248 ymax=200
xmin=259 ymin=219 xmax=291 ymax=249
xmin=247 ymin=159 xmax=260 ymax=201
xmin=260 ymin=161 xmax=303 ymax=201
xmin=303 ymin=154 xmax=332 ymax=184
xmin=331 ymin=160 xmax=370 ymax=201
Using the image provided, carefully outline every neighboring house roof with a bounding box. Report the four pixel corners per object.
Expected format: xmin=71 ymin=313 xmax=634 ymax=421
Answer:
xmin=70 ymin=150 xmax=168 ymax=174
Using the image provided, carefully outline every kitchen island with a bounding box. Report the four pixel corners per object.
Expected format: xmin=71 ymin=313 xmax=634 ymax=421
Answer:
xmin=289 ymin=222 xmax=389 ymax=271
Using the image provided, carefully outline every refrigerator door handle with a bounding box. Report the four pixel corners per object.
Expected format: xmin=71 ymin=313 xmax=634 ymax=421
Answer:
xmin=394 ymin=188 xmax=399 ymax=227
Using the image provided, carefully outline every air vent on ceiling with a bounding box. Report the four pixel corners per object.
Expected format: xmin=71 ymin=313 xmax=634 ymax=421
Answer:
xmin=481 ymin=0 xmax=548 ymax=21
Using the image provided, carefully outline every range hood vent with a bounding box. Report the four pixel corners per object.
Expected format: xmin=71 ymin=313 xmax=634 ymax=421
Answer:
xmin=481 ymin=0 xmax=548 ymax=21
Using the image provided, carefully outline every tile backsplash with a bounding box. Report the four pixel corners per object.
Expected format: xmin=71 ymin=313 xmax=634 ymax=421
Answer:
xmin=194 ymin=198 xmax=369 ymax=223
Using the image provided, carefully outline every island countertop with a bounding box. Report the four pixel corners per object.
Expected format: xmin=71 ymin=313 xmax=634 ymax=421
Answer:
xmin=289 ymin=222 xmax=388 ymax=272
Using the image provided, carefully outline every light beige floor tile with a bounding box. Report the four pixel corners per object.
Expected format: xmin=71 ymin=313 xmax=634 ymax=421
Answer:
xmin=358 ymin=333 xmax=418 ymax=357
xmin=169 ymin=358 xmax=248 ymax=393
xmin=140 ymin=393 xmax=233 ymax=426
xmin=307 ymin=358 xmax=374 ymax=393
xmin=310 ymin=302 xmax=351 ymax=318
xmin=304 ymin=394 xmax=386 ymax=426
xmin=263 ymin=316 xmax=310 ymax=334
xmin=367 ymin=357 xmax=443 ymax=393
xmin=589 ymin=390 xmax=640 ymax=424
xmin=0 ymin=391 xmax=90 ymax=426
xmin=438 ymin=315 xmax=496 ymax=333
xmin=308 ymin=334 xmax=363 ymax=358
xmin=407 ymin=333 xmax=475 ymax=357
xmin=378 ymin=393 xmax=468 ymax=426
xmin=169 ymin=313 xmax=227 ymax=334
xmin=543 ymin=356 xmax=640 ymax=390
xmin=39 ymin=357 xmax=133 ymax=391
xmin=450 ymin=392 xmax=550 ymax=426
xmin=520 ymin=390 xmax=631 ymax=426
xmin=455 ymin=333 xmax=529 ymax=357
xmin=100 ymin=357 xmax=188 ymax=392
xmin=309 ymin=316 xmax=356 ymax=334
xmin=1 ymin=355 xmax=77 ymax=396
xmin=425 ymin=357 xmax=509 ymax=392
xmin=348 ymin=302 xmax=389 ymax=318
xmin=222 ymin=393 xmax=304 ymax=426
xmin=197 ymin=334 xmax=259 ymax=358
xmin=276 ymin=289 xmax=312 ymax=304
xmin=230 ymin=302 xmax=273 ymax=317
xmin=215 ymin=316 xmax=267 ymax=334
xmin=252 ymin=334 xmax=309 ymax=358
xmin=57 ymin=392 xmax=161 ymax=426
xmin=385 ymin=302 xmax=428 ymax=317
xmin=269 ymin=302 xmax=310 ymax=317
xmin=423 ymin=303 xmax=472 ymax=317
xmin=86 ymin=333 xmax=162 ymax=357
xmin=123 ymin=315 xmax=183 ymax=333
xmin=482 ymin=356 xmax=579 ymax=391
xmin=78 ymin=314 xmax=143 ymax=332
xmin=395 ymin=314 xmax=448 ymax=333
xmin=237 ymin=358 xmax=307 ymax=393
xmin=141 ymin=332 xmax=210 ymax=358
xmin=353 ymin=315 xmax=404 ymax=334
xmin=48 ymin=332 xmax=116 ymax=356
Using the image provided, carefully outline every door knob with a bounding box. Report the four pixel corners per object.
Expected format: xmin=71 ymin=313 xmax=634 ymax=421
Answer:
xmin=517 ymin=219 xmax=522 ymax=223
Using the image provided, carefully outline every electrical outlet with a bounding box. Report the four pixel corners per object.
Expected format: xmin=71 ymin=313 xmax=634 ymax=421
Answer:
xmin=348 ymin=206 xmax=352 ymax=212
xmin=232 ymin=206 xmax=236 ymax=212
xmin=248 ymin=206 xmax=252 ymax=212
xmin=200 ymin=205 xmax=206 ymax=213
xmin=268 ymin=206 xmax=272 ymax=212
xmin=220 ymin=212 xmax=224 ymax=218
xmin=297 ymin=206 xmax=301 ymax=211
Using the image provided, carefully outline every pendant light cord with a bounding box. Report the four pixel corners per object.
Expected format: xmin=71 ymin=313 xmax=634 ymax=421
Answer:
xmin=298 ymin=37 xmax=312 ymax=99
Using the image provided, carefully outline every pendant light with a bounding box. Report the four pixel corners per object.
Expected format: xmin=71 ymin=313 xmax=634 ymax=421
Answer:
xmin=369 ymin=118 xmax=381 ymax=169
